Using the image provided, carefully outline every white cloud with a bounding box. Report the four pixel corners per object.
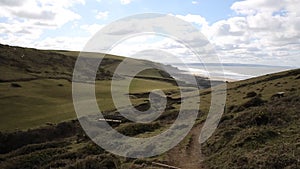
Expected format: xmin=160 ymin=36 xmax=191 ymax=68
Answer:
xmin=120 ymin=0 xmax=132 ymax=5
xmin=0 ymin=0 xmax=83 ymax=47
xmin=0 ymin=0 xmax=25 ymax=7
xmin=80 ymin=24 xmax=105 ymax=35
xmin=96 ymin=11 xmax=109 ymax=20
xmin=231 ymin=0 xmax=283 ymax=15
xmin=163 ymin=1 xmax=300 ymax=66
xmin=90 ymin=14 xmax=213 ymax=60
xmin=175 ymin=14 xmax=208 ymax=27
xmin=0 ymin=0 xmax=84 ymax=22
xmin=0 ymin=21 xmax=44 ymax=47
xmin=110 ymin=35 xmax=195 ymax=63
xmin=192 ymin=1 xmax=199 ymax=5
xmin=32 ymin=36 xmax=89 ymax=51
xmin=198 ymin=0 xmax=300 ymax=66
xmin=0 ymin=0 xmax=299 ymax=67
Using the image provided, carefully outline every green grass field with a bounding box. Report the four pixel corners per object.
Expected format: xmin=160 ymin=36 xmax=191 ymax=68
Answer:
xmin=3 ymin=68 xmax=297 ymax=131
xmin=0 ymin=44 xmax=179 ymax=131
xmin=0 ymin=78 xmax=177 ymax=131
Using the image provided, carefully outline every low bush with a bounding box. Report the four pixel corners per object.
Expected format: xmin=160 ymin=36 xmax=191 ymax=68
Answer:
xmin=117 ymin=122 xmax=161 ymax=137
xmin=245 ymin=91 xmax=257 ymax=98
xmin=10 ymin=83 xmax=21 ymax=88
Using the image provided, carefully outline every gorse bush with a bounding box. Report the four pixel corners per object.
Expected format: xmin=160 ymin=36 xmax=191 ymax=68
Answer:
xmin=116 ymin=122 xmax=161 ymax=137
xmin=0 ymin=120 xmax=81 ymax=154
xmin=202 ymin=94 xmax=300 ymax=169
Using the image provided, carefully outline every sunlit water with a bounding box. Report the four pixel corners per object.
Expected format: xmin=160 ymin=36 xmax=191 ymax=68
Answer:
xmin=173 ymin=63 xmax=298 ymax=81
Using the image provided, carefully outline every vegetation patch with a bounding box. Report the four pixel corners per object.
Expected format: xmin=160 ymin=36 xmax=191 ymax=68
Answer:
xmin=10 ymin=83 xmax=21 ymax=88
xmin=116 ymin=122 xmax=161 ymax=137
xmin=202 ymin=94 xmax=300 ymax=169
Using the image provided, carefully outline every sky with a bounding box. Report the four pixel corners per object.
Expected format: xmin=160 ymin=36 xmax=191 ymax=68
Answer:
xmin=0 ymin=0 xmax=299 ymax=67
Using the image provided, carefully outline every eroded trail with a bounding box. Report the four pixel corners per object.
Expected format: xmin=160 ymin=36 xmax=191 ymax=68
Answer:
xmin=166 ymin=123 xmax=206 ymax=169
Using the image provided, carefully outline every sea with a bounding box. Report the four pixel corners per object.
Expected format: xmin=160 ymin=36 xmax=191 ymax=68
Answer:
xmin=172 ymin=63 xmax=298 ymax=81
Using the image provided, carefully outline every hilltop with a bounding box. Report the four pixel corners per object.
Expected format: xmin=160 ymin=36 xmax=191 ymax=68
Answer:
xmin=0 ymin=43 xmax=176 ymax=82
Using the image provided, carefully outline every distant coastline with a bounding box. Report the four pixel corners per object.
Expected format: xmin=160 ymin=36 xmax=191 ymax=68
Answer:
xmin=171 ymin=63 xmax=298 ymax=81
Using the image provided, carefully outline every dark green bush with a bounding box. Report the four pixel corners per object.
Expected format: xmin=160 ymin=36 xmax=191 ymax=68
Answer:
xmin=10 ymin=83 xmax=21 ymax=88
xmin=245 ymin=91 xmax=257 ymax=98
xmin=117 ymin=122 xmax=161 ymax=137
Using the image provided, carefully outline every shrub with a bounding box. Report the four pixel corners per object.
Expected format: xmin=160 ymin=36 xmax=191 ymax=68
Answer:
xmin=117 ymin=122 xmax=161 ymax=137
xmin=67 ymin=155 xmax=120 ymax=169
xmin=10 ymin=83 xmax=21 ymax=88
xmin=243 ymin=96 xmax=265 ymax=108
xmin=219 ymin=114 xmax=234 ymax=125
xmin=79 ymin=142 xmax=105 ymax=155
xmin=0 ymin=120 xmax=81 ymax=154
xmin=245 ymin=91 xmax=257 ymax=98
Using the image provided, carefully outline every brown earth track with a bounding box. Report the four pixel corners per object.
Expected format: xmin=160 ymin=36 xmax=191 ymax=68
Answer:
xmin=167 ymin=123 xmax=206 ymax=169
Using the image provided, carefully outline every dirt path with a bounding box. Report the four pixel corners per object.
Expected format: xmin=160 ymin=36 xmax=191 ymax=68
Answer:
xmin=166 ymin=123 xmax=206 ymax=169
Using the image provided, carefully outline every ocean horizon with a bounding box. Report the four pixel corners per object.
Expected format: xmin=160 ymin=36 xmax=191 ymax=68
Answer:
xmin=171 ymin=63 xmax=298 ymax=81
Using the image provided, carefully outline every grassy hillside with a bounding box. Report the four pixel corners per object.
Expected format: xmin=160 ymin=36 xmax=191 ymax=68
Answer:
xmin=157 ymin=68 xmax=300 ymax=169
xmin=202 ymin=93 xmax=300 ymax=169
xmin=199 ymin=69 xmax=300 ymax=169
xmin=0 ymin=44 xmax=299 ymax=169
xmin=0 ymin=44 xmax=174 ymax=82
xmin=0 ymin=68 xmax=298 ymax=169
xmin=0 ymin=44 xmax=178 ymax=131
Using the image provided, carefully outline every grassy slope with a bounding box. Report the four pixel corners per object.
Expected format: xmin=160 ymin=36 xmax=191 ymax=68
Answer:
xmin=199 ymin=69 xmax=300 ymax=169
xmin=0 ymin=44 xmax=178 ymax=131
xmin=1 ymin=68 xmax=298 ymax=169
xmin=159 ymin=69 xmax=300 ymax=168
xmin=1 ymin=44 xmax=299 ymax=168
xmin=53 ymin=50 xmax=172 ymax=80
xmin=202 ymin=94 xmax=300 ymax=169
